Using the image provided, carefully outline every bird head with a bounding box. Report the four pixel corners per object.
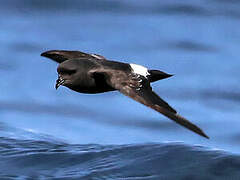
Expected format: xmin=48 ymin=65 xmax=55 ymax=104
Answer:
xmin=55 ymin=60 xmax=81 ymax=90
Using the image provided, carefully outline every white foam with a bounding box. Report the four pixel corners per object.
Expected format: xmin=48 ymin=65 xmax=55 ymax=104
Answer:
xmin=130 ymin=63 xmax=150 ymax=77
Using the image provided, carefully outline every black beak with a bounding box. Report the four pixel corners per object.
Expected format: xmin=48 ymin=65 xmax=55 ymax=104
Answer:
xmin=55 ymin=75 xmax=65 ymax=90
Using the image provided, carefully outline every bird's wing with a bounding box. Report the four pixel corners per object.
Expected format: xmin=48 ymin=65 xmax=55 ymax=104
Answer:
xmin=91 ymin=69 xmax=209 ymax=139
xmin=41 ymin=50 xmax=107 ymax=63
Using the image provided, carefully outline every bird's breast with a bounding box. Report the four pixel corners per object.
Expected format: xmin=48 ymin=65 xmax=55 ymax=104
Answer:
xmin=67 ymin=75 xmax=115 ymax=94
xmin=68 ymin=84 xmax=115 ymax=94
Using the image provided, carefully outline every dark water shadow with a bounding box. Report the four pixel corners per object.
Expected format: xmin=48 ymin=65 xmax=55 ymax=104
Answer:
xmin=9 ymin=42 xmax=42 ymax=53
xmin=0 ymin=101 xmax=180 ymax=132
xmin=156 ymin=4 xmax=210 ymax=16
xmin=201 ymin=90 xmax=240 ymax=103
xmin=0 ymin=0 xmax=212 ymax=17
xmin=0 ymin=101 xmax=95 ymax=118
xmin=167 ymin=40 xmax=218 ymax=52
xmin=211 ymin=0 xmax=240 ymax=4
xmin=162 ymin=89 xmax=240 ymax=103
xmin=154 ymin=88 xmax=240 ymax=113
xmin=0 ymin=62 xmax=14 ymax=71
xmin=1 ymin=0 xmax=240 ymax=20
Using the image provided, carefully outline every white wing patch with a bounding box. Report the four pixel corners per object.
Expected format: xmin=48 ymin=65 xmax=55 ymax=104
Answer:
xmin=130 ymin=63 xmax=150 ymax=77
xmin=91 ymin=54 xmax=105 ymax=60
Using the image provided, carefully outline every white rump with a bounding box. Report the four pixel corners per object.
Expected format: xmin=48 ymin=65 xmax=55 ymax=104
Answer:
xmin=130 ymin=63 xmax=150 ymax=77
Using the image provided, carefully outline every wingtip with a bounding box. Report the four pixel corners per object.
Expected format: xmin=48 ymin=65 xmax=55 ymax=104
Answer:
xmin=41 ymin=50 xmax=70 ymax=63
xmin=40 ymin=51 xmax=47 ymax=57
xmin=192 ymin=123 xmax=209 ymax=139
xmin=159 ymin=111 xmax=210 ymax=140
xmin=187 ymin=123 xmax=210 ymax=139
xmin=200 ymin=131 xmax=210 ymax=139
xmin=192 ymin=125 xmax=210 ymax=139
xmin=41 ymin=50 xmax=59 ymax=57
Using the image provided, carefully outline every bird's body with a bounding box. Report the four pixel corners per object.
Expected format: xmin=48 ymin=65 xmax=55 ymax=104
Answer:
xmin=57 ymin=59 xmax=128 ymax=93
xmin=41 ymin=50 xmax=209 ymax=139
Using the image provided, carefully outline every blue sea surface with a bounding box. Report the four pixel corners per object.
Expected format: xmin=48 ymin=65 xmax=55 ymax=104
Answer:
xmin=0 ymin=0 xmax=240 ymax=179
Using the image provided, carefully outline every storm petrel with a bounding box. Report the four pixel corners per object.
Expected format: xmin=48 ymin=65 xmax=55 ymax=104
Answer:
xmin=41 ymin=50 xmax=209 ymax=139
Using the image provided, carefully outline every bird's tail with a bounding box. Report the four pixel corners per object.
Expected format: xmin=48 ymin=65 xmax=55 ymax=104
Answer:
xmin=148 ymin=70 xmax=173 ymax=83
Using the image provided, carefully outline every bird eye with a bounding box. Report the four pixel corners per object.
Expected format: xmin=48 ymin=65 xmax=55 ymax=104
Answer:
xmin=62 ymin=69 xmax=76 ymax=75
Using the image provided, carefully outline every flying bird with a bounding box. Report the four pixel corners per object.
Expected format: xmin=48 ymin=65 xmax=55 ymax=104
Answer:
xmin=41 ymin=50 xmax=209 ymax=139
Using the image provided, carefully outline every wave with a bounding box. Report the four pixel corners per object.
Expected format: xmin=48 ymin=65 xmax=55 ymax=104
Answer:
xmin=0 ymin=137 xmax=239 ymax=180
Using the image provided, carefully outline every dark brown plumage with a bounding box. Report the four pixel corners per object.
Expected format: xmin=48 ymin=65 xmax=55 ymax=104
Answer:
xmin=41 ymin=50 xmax=209 ymax=139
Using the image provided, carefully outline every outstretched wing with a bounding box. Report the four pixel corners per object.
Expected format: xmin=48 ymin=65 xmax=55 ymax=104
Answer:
xmin=91 ymin=69 xmax=209 ymax=139
xmin=41 ymin=50 xmax=107 ymax=63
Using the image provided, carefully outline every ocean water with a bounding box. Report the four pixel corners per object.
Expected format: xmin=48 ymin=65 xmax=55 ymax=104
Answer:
xmin=0 ymin=0 xmax=240 ymax=179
